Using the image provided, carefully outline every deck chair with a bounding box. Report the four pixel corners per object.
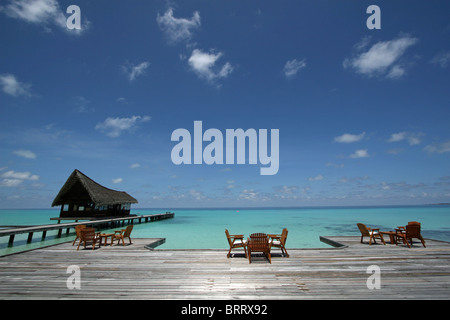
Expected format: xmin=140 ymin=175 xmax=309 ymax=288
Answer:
xmin=270 ymin=228 xmax=289 ymax=257
xmin=112 ymin=225 xmax=133 ymax=246
xmin=72 ymin=224 xmax=86 ymax=246
xmin=225 ymin=229 xmax=247 ymax=258
xmin=247 ymin=233 xmax=271 ymax=264
xmin=77 ymin=228 xmax=101 ymax=250
xmin=357 ymin=223 xmax=386 ymax=245
xmin=395 ymin=221 xmax=426 ymax=248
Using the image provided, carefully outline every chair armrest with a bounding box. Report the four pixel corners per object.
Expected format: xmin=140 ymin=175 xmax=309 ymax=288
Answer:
xmin=231 ymin=234 xmax=244 ymax=239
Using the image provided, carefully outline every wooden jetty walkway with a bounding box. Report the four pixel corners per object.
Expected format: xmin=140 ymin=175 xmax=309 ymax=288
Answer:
xmin=1 ymin=236 xmax=449 ymax=299
xmin=0 ymin=212 xmax=174 ymax=247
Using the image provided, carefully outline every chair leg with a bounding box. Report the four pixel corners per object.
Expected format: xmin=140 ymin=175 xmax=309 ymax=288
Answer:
xmin=283 ymin=246 xmax=289 ymax=257
xmin=405 ymin=237 xmax=411 ymax=248
xmin=419 ymin=236 xmax=426 ymax=248
xmin=379 ymin=234 xmax=386 ymax=245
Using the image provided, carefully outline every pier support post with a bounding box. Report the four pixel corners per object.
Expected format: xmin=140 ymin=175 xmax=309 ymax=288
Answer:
xmin=8 ymin=235 xmax=15 ymax=247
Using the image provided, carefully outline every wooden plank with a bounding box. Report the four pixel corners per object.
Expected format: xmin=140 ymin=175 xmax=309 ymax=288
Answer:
xmin=0 ymin=236 xmax=449 ymax=299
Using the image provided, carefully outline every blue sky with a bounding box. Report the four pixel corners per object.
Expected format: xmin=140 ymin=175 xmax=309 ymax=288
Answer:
xmin=0 ymin=0 xmax=449 ymax=209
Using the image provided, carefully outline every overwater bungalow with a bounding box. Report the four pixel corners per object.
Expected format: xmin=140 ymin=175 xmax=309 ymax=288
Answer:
xmin=52 ymin=169 xmax=138 ymax=219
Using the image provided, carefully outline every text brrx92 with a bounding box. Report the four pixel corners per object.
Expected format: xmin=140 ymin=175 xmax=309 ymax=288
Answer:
xmin=225 ymin=304 xmax=268 ymax=315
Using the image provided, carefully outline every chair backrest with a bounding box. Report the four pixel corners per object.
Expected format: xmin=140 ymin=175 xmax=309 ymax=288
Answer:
xmin=80 ymin=228 xmax=96 ymax=242
xmin=406 ymin=223 xmax=422 ymax=238
xmin=225 ymin=229 xmax=232 ymax=246
xmin=357 ymin=223 xmax=370 ymax=236
xmin=249 ymin=233 xmax=269 ymax=251
xmin=280 ymin=228 xmax=288 ymax=245
xmin=75 ymin=225 xmax=86 ymax=236
xmin=123 ymin=225 xmax=133 ymax=237
xmin=408 ymin=221 xmax=421 ymax=227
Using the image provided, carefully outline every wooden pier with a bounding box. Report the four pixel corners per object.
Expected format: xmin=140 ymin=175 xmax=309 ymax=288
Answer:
xmin=0 ymin=212 xmax=174 ymax=247
xmin=0 ymin=236 xmax=449 ymax=300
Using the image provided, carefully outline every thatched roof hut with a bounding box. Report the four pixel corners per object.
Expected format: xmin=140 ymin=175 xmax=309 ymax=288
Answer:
xmin=52 ymin=169 xmax=138 ymax=218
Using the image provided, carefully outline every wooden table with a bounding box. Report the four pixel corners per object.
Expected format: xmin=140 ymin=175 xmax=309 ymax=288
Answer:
xmin=99 ymin=233 xmax=114 ymax=246
xmin=380 ymin=231 xmax=397 ymax=244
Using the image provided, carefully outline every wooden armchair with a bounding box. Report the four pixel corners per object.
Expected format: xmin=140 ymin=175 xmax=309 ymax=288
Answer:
xmin=269 ymin=228 xmax=289 ymax=257
xmin=357 ymin=223 xmax=386 ymax=245
xmin=112 ymin=225 xmax=133 ymax=246
xmin=225 ymin=229 xmax=247 ymax=258
xmin=77 ymin=227 xmax=101 ymax=250
xmin=72 ymin=224 xmax=86 ymax=246
xmin=247 ymin=233 xmax=271 ymax=264
xmin=395 ymin=221 xmax=426 ymax=248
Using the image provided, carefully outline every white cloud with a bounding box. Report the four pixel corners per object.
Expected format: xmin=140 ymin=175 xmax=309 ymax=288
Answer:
xmin=12 ymin=149 xmax=36 ymax=159
xmin=334 ymin=132 xmax=365 ymax=143
xmin=122 ymin=61 xmax=150 ymax=81
xmin=430 ymin=51 xmax=450 ymax=68
xmin=112 ymin=177 xmax=123 ymax=184
xmin=130 ymin=163 xmax=141 ymax=169
xmin=388 ymin=132 xmax=407 ymax=142
xmin=0 ymin=74 xmax=31 ymax=97
xmin=71 ymin=96 xmax=94 ymax=113
xmin=424 ymin=140 xmax=450 ymax=154
xmin=95 ymin=115 xmax=151 ymax=138
xmin=0 ymin=170 xmax=39 ymax=187
xmin=157 ymin=8 xmax=201 ymax=44
xmin=343 ymin=35 xmax=418 ymax=78
xmin=350 ymin=149 xmax=370 ymax=158
xmin=188 ymin=49 xmax=233 ymax=84
xmin=189 ymin=189 xmax=206 ymax=200
xmin=1 ymin=0 xmax=63 ymax=24
xmin=239 ymin=189 xmax=259 ymax=201
xmin=388 ymin=132 xmax=422 ymax=145
xmin=0 ymin=179 xmax=24 ymax=187
xmin=283 ymin=59 xmax=306 ymax=78
xmin=386 ymin=65 xmax=405 ymax=79
xmin=308 ymin=174 xmax=324 ymax=181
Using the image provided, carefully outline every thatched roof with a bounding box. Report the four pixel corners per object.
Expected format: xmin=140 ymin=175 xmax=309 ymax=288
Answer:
xmin=52 ymin=169 xmax=138 ymax=207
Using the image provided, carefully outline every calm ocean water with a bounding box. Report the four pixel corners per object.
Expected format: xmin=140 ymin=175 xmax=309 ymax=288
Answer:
xmin=1 ymin=206 xmax=450 ymax=255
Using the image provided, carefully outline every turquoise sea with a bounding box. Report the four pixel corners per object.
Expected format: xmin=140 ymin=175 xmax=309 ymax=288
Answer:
xmin=1 ymin=206 xmax=450 ymax=256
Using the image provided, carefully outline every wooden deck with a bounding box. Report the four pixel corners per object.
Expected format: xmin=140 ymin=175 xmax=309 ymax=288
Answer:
xmin=1 ymin=236 xmax=450 ymax=300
